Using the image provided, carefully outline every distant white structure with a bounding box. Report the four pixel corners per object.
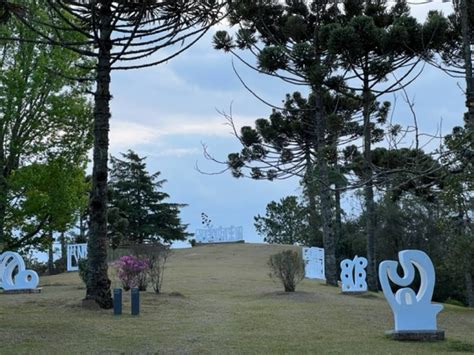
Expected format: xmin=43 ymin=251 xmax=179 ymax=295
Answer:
xmin=302 ymin=247 xmax=325 ymax=280
xmin=0 ymin=252 xmax=39 ymax=290
xmin=340 ymin=256 xmax=368 ymax=293
xmin=379 ymin=250 xmax=443 ymax=332
xmin=195 ymin=226 xmax=244 ymax=244
xmin=67 ymin=243 xmax=88 ymax=271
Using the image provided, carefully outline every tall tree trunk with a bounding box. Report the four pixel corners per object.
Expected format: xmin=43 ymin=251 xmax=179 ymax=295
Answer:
xmin=363 ymin=72 xmax=378 ymax=292
xmin=334 ymin=181 xmax=342 ymax=251
xmin=466 ymin=272 xmax=474 ymax=307
xmin=0 ymin=173 xmax=7 ymax=250
xmin=459 ymin=0 xmax=474 ymax=131
xmin=84 ymin=3 xmax=113 ymax=309
xmin=303 ymin=155 xmax=323 ymax=247
xmin=313 ymin=90 xmax=337 ymax=286
xmin=48 ymin=229 xmax=54 ymax=275
xmin=59 ymin=231 xmax=67 ymax=263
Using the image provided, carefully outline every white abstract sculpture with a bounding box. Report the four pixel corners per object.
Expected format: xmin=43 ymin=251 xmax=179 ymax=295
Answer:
xmin=340 ymin=256 xmax=367 ymax=292
xmin=302 ymin=247 xmax=325 ymax=280
xmin=379 ymin=250 xmax=443 ymax=331
xmin=195 ymin=226 xmax=244 ymax=244
xmin=0 ymin=252 xmax=39 ymax=290
xmin=67 ymin=243 xmax=88 ymax=271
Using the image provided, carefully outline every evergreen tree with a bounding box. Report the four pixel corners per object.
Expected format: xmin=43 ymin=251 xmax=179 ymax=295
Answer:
xmin=2 ymin=0 xmax=225 ymax=308
xmin=321 ymin=0 xmax=449 ymax=290
xmin=108 ymin=150 xmax=190 ymax=247
xmin=254 ymin=195 xmax=319 ymax=246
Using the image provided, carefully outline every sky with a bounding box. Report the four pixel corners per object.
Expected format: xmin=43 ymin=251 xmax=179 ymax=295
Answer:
xmin=99 ymin=1 xmax=465 ymax=249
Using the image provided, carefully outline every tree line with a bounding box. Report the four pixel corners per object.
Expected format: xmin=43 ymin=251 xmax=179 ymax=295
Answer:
xmin=0 ymin=0 xmax=471 ymax=309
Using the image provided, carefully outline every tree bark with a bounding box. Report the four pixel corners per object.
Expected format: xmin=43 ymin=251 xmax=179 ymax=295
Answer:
xmin=59 ymin=231 xmax=66 ymax=263
xmin=313 ymin=90 xmax=338 ymax=286
xmin=334 ymin=181 xmax=342 ymax=250
xmin=465 ymin=272 xmax=474 ymax=307
xmin=363 ymin=71 xmax=378 ymax=292
xmin=48 ymin=229 xmax=54 ymax=275
xmin=303 ymin=155 xmax=323 ymax=247
xmin=0 ymin=172 xmax=7 ymax=249
xmin=459 ymin=0 xmax=474 ymax=131
xmin=84 ymin=2 xmax=113 ymax=309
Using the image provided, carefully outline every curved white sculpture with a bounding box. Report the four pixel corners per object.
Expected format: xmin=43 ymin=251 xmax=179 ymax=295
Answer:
xmin=340 ymin=256 xmax=367 ymax=292
xmin=0 ymin=252 xmax=39 ymax=290
xmin=379 ymin=250 xmax=443 ymax=331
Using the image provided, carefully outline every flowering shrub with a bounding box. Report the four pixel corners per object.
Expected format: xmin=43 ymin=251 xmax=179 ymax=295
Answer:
xmin=112 ymin=255 xmax=148 ymax=291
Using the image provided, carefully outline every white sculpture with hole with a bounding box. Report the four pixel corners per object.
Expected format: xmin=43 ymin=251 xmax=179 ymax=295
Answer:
xmin=302 ymin=247 xmax=325 ymax=280
xmin=379 ymin=250 xmax=443 ymax=332
xmin=0 ymin=251 xmax=39 ymax=290
xmin=340 ymin=256 xmax=367 ymax=292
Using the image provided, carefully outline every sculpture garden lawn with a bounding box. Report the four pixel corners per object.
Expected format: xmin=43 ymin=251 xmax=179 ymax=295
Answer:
xmin=0 ymin=244 xmax=472 ymax=354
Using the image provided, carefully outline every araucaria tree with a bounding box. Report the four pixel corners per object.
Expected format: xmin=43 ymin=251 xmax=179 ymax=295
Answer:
xmin=320 ymin=0 xmax=449 ymax=290
xmin=108 ymin=150 xmax=190 ymax=247
xmin=212 ymin=0 xmax=359 ymax=286
xmin=2 ymin=0 xmax=226 ymax=308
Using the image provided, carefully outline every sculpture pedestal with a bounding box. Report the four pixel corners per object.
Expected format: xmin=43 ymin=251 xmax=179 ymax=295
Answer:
xmin=386 ymin=330 xmax=445 ymax=341
xmin=1 ymin=288 xmax=42 ymax=294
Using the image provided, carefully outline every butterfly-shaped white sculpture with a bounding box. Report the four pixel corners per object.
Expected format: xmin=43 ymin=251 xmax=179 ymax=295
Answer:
xmin=340 ymin=255 xmax=368 ymax=292
xmin=379 ymin=250 xmax=443 ymax=331
xmin=0 ymin=252 xmax=39 ymax=290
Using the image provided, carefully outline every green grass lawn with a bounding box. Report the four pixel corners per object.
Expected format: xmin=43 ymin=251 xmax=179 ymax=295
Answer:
xmin=0 ymin=244 xmax=473 ymax=354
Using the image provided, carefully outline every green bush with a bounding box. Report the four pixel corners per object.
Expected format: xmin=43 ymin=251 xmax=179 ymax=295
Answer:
xmin=268 ymin=250 xmax=305 ymax=292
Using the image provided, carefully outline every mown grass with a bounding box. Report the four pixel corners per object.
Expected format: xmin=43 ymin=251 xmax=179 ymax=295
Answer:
xmin=0 ymin=244 xmax=472 ymax=354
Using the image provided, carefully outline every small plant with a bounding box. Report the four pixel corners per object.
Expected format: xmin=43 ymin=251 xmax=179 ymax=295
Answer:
xmin=268 ymin=250 xmax=305 ymax=292
xmin=112 ymin=255 xmax=149 ymax=291
xmin=147 ymin=246 xmax=170 ymax=294
xmin=129 ymin=243 xmax=170 ymax=294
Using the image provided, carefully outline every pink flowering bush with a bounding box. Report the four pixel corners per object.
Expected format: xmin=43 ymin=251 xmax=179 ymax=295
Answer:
xmin=112 ymin=255 xmax=149 ymax=291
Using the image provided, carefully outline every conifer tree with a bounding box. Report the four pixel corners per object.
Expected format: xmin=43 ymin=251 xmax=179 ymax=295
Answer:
xmin=1 ymin=0 xmax=226 ymax=308
xmin=108 ymin=150 xmax=190 ymax=247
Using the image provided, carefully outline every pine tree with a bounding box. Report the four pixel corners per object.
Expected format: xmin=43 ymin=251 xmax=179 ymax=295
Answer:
xmin=108 ymin=150 xmax=190 ymax=247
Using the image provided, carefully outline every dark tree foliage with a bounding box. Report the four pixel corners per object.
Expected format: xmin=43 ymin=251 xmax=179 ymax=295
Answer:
xmin=320 ymin=0 xmax=450 ymax=291
xmin=254 ymin=195 xmax=320 ymax=246
xmin=212 ymin=0 xmax=359 ymax=286
xmin=108 ymin=150 xmax=191 ymax=247
xmin=1 ymin=0 xmax=225 ymax=308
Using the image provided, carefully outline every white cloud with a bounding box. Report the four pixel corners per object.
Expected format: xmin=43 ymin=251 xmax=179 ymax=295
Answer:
xmin=109 ymin=114 xmax=257 ymax=150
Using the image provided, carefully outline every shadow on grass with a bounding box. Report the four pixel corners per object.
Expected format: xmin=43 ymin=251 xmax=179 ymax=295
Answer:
xmin=446 ymin=339 xmax=474 ymax=352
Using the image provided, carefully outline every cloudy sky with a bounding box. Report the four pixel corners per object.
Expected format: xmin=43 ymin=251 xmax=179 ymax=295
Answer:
xmin=106 ymin=2 xmax=463 ymax=248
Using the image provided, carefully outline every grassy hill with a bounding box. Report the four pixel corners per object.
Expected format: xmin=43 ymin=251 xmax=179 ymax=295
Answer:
xmin=0 ymin=243 xmax=473 ymax=354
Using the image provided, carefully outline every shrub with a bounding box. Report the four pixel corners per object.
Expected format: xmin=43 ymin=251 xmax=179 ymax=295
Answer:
xmin=25 ymin=257 xmax=48 ymax=276
xmin=112 ymin=255 xmax=148 ymax=291
xmin=147 ymin=246 xmax=170 ymax=294
xmin=129 ymin=243 xmax=171 ymax=293
xmin=268 ymin=250 xmax=305 ymax=292
xmin=78 ymin=258 xmax=90 ymax=286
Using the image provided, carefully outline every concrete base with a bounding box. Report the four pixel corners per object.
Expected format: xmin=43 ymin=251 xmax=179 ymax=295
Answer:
xmin=1 ymin=288 xmax=42 ymax=294
xmin=386 ymin=330 xmax=445 ymax=341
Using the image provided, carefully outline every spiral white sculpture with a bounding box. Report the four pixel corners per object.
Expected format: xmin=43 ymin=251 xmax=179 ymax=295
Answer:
xmin=0 ymin=252 xmax=39 ymax=290
xmin=379 ymin=250 xmax=443 ymax=331
xmin=340 ymin=256 xmax=368 ymax=292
